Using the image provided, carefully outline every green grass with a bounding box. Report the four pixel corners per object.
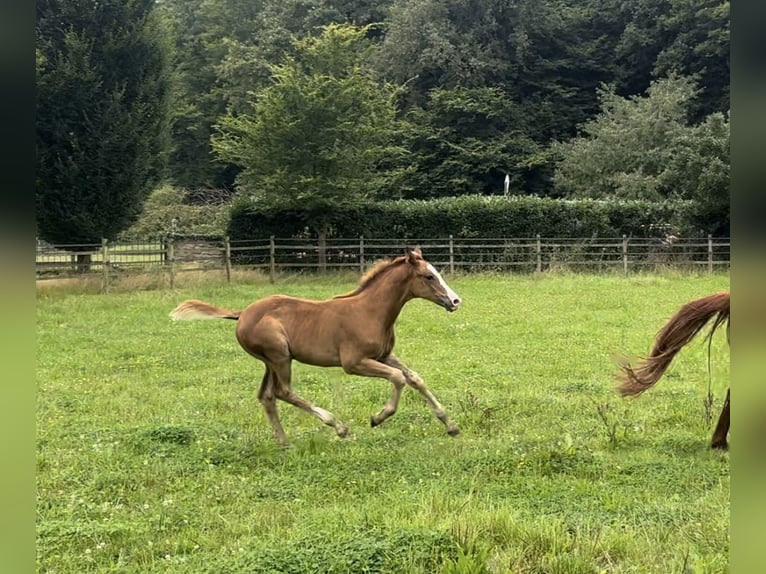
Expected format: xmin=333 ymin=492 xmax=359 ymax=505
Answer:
xmin=37 ymin=271 xmax=730 ymax=573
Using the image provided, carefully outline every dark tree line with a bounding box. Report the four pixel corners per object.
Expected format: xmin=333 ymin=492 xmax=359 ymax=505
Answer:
xmin=160 ymin=0 xmax=728 ymax=195
xmin=35 ymin=0 xmax=729 ymax=244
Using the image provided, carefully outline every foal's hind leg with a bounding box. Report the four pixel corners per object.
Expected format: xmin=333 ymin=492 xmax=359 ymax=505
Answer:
xmin=258 ymin=367 xmax=288 ymax=445
xmin=270 ymin=360 xmax=349 ymax=439
xmin=710 ymin=388 xmax=730 ymax=450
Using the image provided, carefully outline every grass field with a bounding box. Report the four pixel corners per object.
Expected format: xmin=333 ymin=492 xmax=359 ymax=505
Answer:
xmin=36 ymin=271 xmax=730 ymax=573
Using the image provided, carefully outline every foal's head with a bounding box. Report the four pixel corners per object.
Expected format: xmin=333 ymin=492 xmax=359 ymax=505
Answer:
xmin=404 ymin=247 xmax=462 ymax=312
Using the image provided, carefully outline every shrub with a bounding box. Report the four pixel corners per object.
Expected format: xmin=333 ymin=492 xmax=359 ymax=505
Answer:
xmin=227 ymin=195 xmax=703 ymax=240
xmin=119 ymin=185 xmax=229 ymax=240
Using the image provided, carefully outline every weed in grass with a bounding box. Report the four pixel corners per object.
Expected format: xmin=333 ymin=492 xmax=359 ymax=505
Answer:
xmin=593 ymin=401 xmax=625 ymax=447
xmin=443 ymin=523 xmax=491 ymax=574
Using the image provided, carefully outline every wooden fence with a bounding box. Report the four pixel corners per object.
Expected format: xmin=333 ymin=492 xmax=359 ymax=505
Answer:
xmin=36 ymin=235 xmax=730 ymax=289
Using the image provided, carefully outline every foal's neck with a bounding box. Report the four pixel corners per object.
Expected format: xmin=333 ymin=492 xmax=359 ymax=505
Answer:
xmin=356 ymin=263 xmax=412 ymax=328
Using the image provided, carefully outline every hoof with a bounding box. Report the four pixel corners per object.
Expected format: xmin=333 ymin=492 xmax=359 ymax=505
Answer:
xmin=447 ymin=425 xmax=460 ymax=437
xmin=370 ymin=417 xmax=379 ymax=428
xmin=711 ymin=440 xmax=728 ymax=451
xmin=336 ymin=425 xmax=349 ymax=438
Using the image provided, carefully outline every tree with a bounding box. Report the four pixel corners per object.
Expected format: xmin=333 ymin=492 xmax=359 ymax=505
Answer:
xmin=374 ymin=0 xmax=622 ymax=195
xmin=662 ymin=111 xmax=729 ymax=235
xmin=376 ymin=0 xmax=617 ymax=136
xmin=156 ymin=0 xmax=237 ymax=190
xmin=212 ymin=24 xmax=404 ymax=269
xmin=159 ymin=0 xmax=396 ymax=191
xmin=36 ymin=0 xmax=171 ymax=252
xmin=394 ymin=87 xmax=547 ymax=198
xmin=552 ymin=75 xmax=729 ymax=235
xmin=615 ymin=0 xmax=729 ymax=120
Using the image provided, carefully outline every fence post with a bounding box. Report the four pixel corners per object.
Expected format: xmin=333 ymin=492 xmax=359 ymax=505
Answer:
xmin=168 ymin=235 xmax=175 ymax=289
xmin=359 ymin=235 xmax=365 ymax=273
xmin=707 ymin=234 xmax=713 ymax=274
xmin=449 ymin=235 xmax=454 ymax=274
xmin=269 ymin=235 xmax=276 ymax=283
xmin=536 ymin=234 xmax=542 ymax=273
xmin=224 ymin=235 xmax=232 ymax=283
xmin=622 ymin=234 xmax=628 ymax=276
xmin=101 ymin=238 xmax=110 ymax=292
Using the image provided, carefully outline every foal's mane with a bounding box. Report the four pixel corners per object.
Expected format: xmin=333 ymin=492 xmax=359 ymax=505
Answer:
xmin=333 ymin=256 xmax=408 ymax=299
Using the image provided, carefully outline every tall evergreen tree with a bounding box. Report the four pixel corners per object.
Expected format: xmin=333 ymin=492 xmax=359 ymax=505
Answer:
xmin=36 ymin=0 xmax=171 ymax=245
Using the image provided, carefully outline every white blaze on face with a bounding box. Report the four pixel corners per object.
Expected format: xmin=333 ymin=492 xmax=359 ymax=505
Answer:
xmin=426 ymin=263 xmax=461 ymax=307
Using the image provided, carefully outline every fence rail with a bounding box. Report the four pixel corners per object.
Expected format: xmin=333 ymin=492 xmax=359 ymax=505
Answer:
xmin=36 ymin=235 xmax=730 ymax=289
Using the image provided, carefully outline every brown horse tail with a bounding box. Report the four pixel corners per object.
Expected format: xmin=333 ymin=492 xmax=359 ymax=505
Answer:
xmin=615 ymin=291 xmax=730 ymax=397
xmin=169 ymin=299 xmax=241 ymax=321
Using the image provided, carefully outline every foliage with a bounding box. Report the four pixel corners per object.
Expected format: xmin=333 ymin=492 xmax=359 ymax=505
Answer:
xmin=36 ymin=273 xmax=730 ymax=573
xmin=119 ymin=186 xmax=229 ymax=240
xmin=36 ymin=0 xmax=171 ymax=244
xmin=154 ymin=0 xmax=235 ymax=189
xmin=391 ymin=87 xmax=549 ymax=199
xmin=662 ymin=111 xmax=730 ymax=236
xmin=160 ymin=0 xmax=397 ymax=189
xmin=38 ymin=0 xmax=729 ymax=243
xmin=615 ymin=0 xmax=729 ymax=120
xmin=213 ymin=24 xmax=405 ymax=240
xmin=228 ymin=194 xmax=703 ymax=240
xmin=376 ymin=0 xmax=618 ymax=133
xmin=551 ymin=75 xmax=729 ymax=234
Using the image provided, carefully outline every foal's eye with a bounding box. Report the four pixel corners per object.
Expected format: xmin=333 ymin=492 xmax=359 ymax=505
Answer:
xmin=425 ymin=274 xmax=435 ymax=281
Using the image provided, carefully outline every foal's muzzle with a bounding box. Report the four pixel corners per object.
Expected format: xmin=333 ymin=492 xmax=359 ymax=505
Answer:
xmin=444 ymin=297 xmax=461 ymax=312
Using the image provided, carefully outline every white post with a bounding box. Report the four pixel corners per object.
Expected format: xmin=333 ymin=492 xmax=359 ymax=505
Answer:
xmin=224 ymin=236 xmax=232 ymax=283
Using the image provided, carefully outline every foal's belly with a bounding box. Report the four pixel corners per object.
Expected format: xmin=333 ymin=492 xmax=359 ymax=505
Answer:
xmin=290 ymin=346 xmax=342 ymax=368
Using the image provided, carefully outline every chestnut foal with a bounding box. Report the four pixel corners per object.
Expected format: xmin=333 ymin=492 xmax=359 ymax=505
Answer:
xmin=171 ymin=247 xmax=461 ymax=444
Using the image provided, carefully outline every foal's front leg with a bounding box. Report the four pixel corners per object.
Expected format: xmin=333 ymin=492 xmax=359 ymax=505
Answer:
xmin=343 ymin=353 xmax=460 ymax=436
xmin=382 ymin=355 xmax=460 ymax=436
xmin=341 ymin=357 xmax=407 ymax=428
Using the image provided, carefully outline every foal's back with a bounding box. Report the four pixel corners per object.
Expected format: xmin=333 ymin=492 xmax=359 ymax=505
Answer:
xmin=234 ymin=294 xmax=377 ymax=368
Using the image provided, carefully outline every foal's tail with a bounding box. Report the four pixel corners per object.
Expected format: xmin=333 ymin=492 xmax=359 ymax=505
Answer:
xmin=615 ymin=291 xmax=730 ymax=397
xmin=169 ymin=299 xmax=240 ymax=321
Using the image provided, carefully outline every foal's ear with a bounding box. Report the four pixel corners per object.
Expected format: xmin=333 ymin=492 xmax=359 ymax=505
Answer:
xmin=404 ymin=245 xmax=422 ymax=263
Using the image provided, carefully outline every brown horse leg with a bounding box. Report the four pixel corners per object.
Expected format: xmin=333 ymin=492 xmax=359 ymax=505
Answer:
xmin=370 ymin=377 xmax=405 ymax=427
xmin=402 ymin=372 xmax=459 ymax=436
xmin=341 ymin=357 xmax=407 ymax=428
xmin=710 ymin=388 xmax=730 ymax=450
xmin=347 ymin=356 xmax=459 ymax=436
xmin=257 ymin=367 xmax=288 ymax=445
xmin=270 ymin=360 xmax=349 ymax=439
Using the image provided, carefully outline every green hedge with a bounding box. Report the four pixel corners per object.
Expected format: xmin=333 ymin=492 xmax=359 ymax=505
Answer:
xmin=227 ymin=195 xmax=706 ymax=240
